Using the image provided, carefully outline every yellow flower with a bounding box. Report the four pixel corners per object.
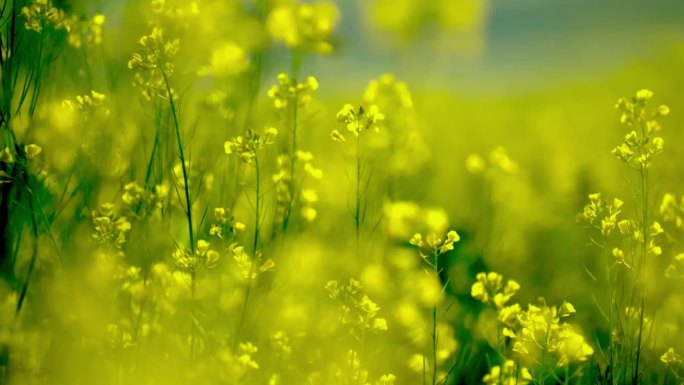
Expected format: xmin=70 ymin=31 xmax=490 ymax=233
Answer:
xmin=363 ymin=73 xmax=413 ymax=109
xmin=409 ymin=233 xmax=423 ymax=247
xmin=301 ymin=207 xmax=317 ymax=222
xmin=336 ymin=103 xmax=385 ymax=137
xmin=471 ymin=272 xmax=519 ymax=308
xmin=657 ymin=104 xmax=670 ymax=116
xmin=483 ymin=360 xmax=532 ymax=385
xmin=372 ymin=317 xmax=388 ymax=331
xmin=267 ymin=1 xmax=339 ymax=54
xmin=635 ymin=89 xmax=653 ymax=101
xmin=379 ymin=374 xmax=396 ymax=385
xmin=24 ymin=144 xmax=42 ymax=159
xmin=661 ymin=347 xmax=682 ymax=365
xmin=465 ymin=153 xmax=486 ymax=174
xmin=330 ymin=129 xmax=346 ymax=143
xmin=199 ymin=42 xmax=250 ymax=76
xmin=301 ymin=189 xmax=319 ymax=203
xmin=267 ymin=73 xmax=319 ymax=110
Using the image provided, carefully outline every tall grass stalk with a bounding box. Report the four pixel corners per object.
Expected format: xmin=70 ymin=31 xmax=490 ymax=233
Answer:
xmin=235 ymin=151 xmax=261 ymax=346
xmin=355 ymin=133 xmax=362 ymax=256
xmin=281 ymin=90 xmax=298 ymax=233
xmin=631 ymin=118 xmax=651 ymax=385
xmin=161 ymin=68 xmax=197 ymax=358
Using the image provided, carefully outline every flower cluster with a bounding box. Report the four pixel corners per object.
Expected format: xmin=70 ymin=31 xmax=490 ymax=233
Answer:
xmin=128 ymin=27 xmax=180 ymax=100
xmin=25 ymin=144 xmax=42 ymax=160
xmin=232 ymin=245 xmax=275 ymax=281
xmin=577 ymin=193 xmax=624 ymax=237
xmin=482 ymin=360 xmax=532 ymax=385
xmin=471 ymin=271 xmax=522 ymax=343
xmin=236 ymin=342 xmax=259 ymax=369
xmin=63 ymin=90 xmax=107 ymax=116
xmin=270 ymin=330 xmax=292 ymax=359
xmin=209 ymin=207 xmax=245 ymax=240
xmin=615 ymin=218 xmax=664 ymax=257
xmin=22 ymin=0 xmax=106 ymax=47
xmin=150 ymin=0 xmax=200 ymax=29
xmin=106 ymin=323 xmax=134 ymax=350
xmin=1 ymin=144 xmax=45 ymax=180
xmin=172 ymin=239 xmax=220 ymax=273
xmin=267 ymin=1 xmax=339 ymax=54
xmin=224 ymin=127 xmax=278 ymax=163
xmin=360 ymin=74 xmax=430 ymax=176
xmin=272 ymin=151 xmax=323 ymax=225
xmin=470 ymin=271 xmax=520 ymax=309
xmin=267 ymin=73 xmax=319 ymax=111
xmin=198 ymin=42 xmax=250 ymax=77
xmin=612 ymin=89 xmax=669 ymax=169
xmin=664 ymin=252 xmax=684 ymax=279
xmin=466 ymin=146 xmax=518 ymax=175
xmin=660 ymin=193 xmax=684 ymax=231
xmin=325 ymin=279 xmax=388 ymax=333
xmin=64 ymin=14 xmax=106 ymax=48
xmin=409 ymin=230 xmax=460 ymax=261
xmin=383 ymin=201 xmax=449 ymax=241
xmin=121 ymin=181 xmax=169 ymax=212
xmin=363 ymin=73 xmax=413 ymax=110
xmin=513 ymin=299 xmax=593 ymax=367
xmin=661 ymin=347 xmax=684 ymax=381
xmin=21 ymin=0 xmax=68 ymax=32
xmin=471 ymin=273 xmax=593 ymax=378
xmin=331 ymin=104 xmax=385 ymax=143
xmin=92 ymin=203 xmax=132 ymax=249
xmin=337 ymin=351 xmax=396 ymax=385
xmin=364 ymin=0 xmax=488 ymax=45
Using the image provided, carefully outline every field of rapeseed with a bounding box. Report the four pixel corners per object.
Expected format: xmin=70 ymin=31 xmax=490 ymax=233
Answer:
xmin=1 ymin=0 xmax=684 ymax=384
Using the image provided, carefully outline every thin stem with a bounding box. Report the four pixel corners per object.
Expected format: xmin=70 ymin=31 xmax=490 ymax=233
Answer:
xmin=281 ymin=93 xmax=298 ymax=232
xmin=160 ymin=68 xmax=196 ymax=358
xmin=241 ymin=0 xmax=267 ymax=133
xmin=235 ymin=154 xmax=260 ymax=346
xmin=606 ymin=240 xmax=616 ymax=385
xmin=15 ymin=171 xmax=39 ymax=316
xmin=160 ymin=69 xmax=194 ymax=252
xmin=432 ymin=251 xmax=439 ymax=385
xmin=633 ymin=132 xmax=649 ymax=383
xmin=136 ymin=108 xmax=162 ymax=216
xmin=253 ymin=155 xmax=261 ymax=255
xmin=355 ymin=133 xmax=361 ymax=256
xmin=357 ymin=328 xmax=367 ymax=385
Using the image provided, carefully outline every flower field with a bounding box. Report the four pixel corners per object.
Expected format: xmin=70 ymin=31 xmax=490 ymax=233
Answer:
xmin=1 ymin=1 xmax=684 ymax=384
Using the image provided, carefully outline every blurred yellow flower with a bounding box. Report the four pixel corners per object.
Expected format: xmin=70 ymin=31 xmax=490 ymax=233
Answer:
xmin=267 ymin=1 xmax=339 ymax=54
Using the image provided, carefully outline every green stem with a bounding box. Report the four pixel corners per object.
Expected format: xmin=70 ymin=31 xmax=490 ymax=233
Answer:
xmin=160 ymin=68 xmax=196 ymax=358
xmin=605 ymin=239 xmax=616 ymax=385
xmin=355 ymin=133 xmax=361 ymax=256
xmin=235 ymin=154 xmax=260 ymax=346
xmin=27 ymin=28 xmax=44 ymax=118
xmin=633 ymin=130 xmax=649 ymax=383
xmin=253 ymin=154 xmax=261 ymax=255
xmin=357 ymin=328 xmax=367 ymax=385
xmin=14 ymin=170 xmax=39 ymax=316
xmin=160 ymin=69 xmax=194 ymax=252
xmin=432 ymin=252 xmax=439 ymax=385
xmin=135 ymin=109 xmax=162 ymax=216
xmin=281 ymin=93 xmax=298 ymax=233
xmin=241 ymin=0 xmax=267 ymax=132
